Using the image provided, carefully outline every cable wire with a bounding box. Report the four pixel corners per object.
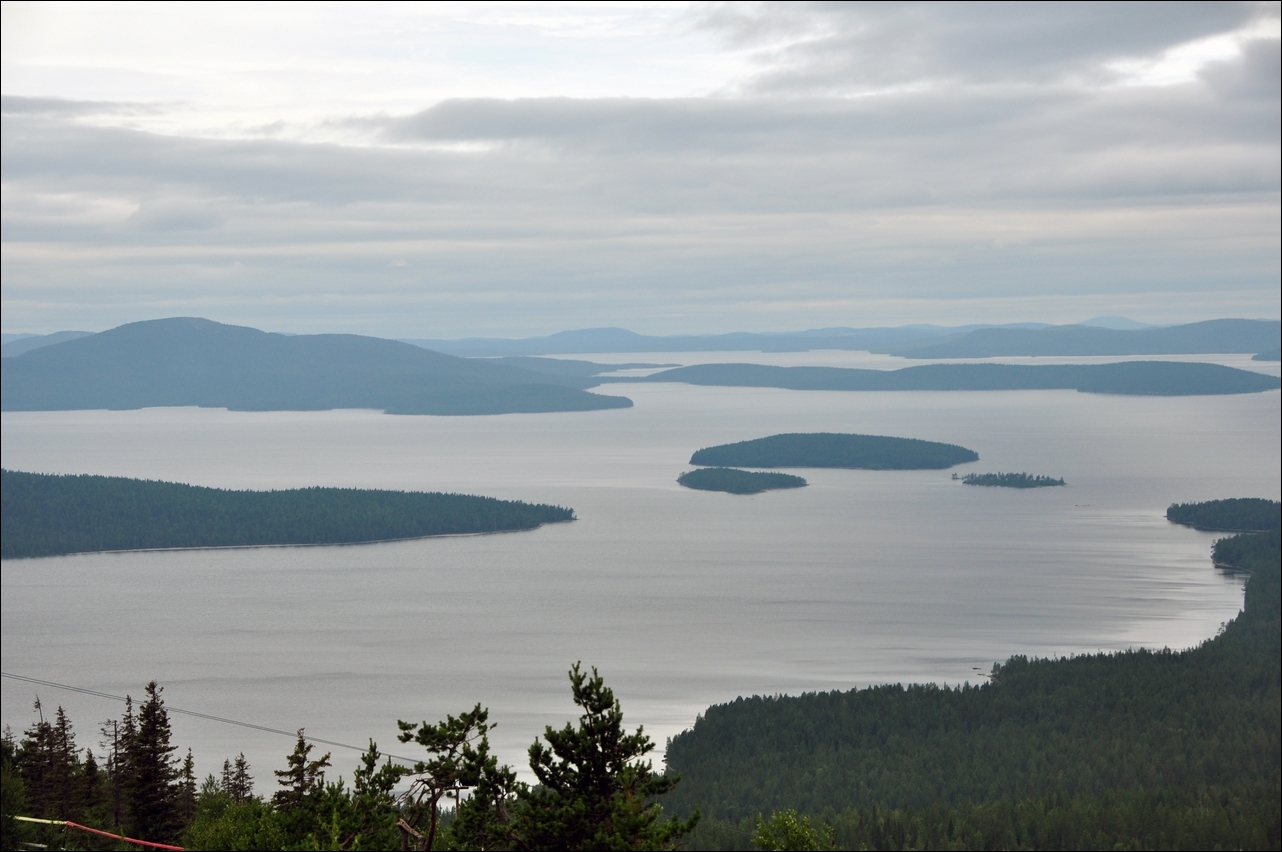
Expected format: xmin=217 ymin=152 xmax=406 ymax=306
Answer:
xmin=1 ymin=671 xmax=419 ymax=765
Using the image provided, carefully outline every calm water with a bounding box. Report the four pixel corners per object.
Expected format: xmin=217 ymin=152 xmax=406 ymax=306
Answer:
xmin=2 ymin=357 xmax=1278 ymax=783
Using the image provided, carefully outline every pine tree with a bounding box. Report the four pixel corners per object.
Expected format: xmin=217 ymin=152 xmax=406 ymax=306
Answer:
xmin=513 ymin=663 xmax=699 ymax=850
xmin=397 ymin=705 xmax=496 ymax=850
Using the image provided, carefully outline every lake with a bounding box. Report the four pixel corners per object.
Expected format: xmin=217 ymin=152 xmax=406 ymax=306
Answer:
xmin=2 ymin=354 xmax=1278 ymax=785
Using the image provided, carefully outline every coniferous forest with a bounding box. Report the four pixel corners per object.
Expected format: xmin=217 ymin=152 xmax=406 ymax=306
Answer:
xmin=677 ymin=468 xmax=807 ymax=495
xmin=660 ymin=501 xmax=1281 ymax=850
xmin=1167 ymin=497 xmax=1281 ymax=532
xmin=1 ymin=469 xmax=574 ymax=559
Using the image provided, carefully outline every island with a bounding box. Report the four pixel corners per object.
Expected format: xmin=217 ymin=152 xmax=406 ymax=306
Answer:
xmin=689 ymin=433 xmax=979 ymax=470
xmin=1166 ymin=497 xmax=1281 ymax=532
xmin=1 ymin=317 xmax=633 ymax=415
xmin=1 ymin=469 xmax=575 ymax=559
xmin=677 ymin=468 xmax=807 ymax=495
xmin=601 ymin=360 xmax=1282 ymax=396
xmin=960 ymin=472 xmax=1065 ymax=488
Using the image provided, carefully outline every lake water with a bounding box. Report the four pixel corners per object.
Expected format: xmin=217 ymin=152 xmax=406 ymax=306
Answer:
xmin=2 ymin=352 xmax=1279 ymax=785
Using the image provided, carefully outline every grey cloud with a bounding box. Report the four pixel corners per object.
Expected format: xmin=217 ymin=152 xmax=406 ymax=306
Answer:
xmin=0 ymin=94 xmax=168 ymax=117
xmin=696 ymin=1 xmax=1262 ymax=92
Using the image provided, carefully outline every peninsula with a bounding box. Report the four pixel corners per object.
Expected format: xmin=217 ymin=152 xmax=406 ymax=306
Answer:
xmin=690 ymin=433 xmax=978 ymax=470
xmin=678 ymin=468 xmax=807 ymax=495
xmin=1166 ymin=498 xmax=1281 ymax=533
xmin=1 ymin=469 xmax=574 ymax=559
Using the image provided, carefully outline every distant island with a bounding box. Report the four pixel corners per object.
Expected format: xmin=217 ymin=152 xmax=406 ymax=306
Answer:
xmin=392 ymin=319 xmax=1279 ymax=358
xmin=960 ymin=472 xmax=1066 ymax=488
xmin=0 ymin=469 xmax=574 ymax=559
xmin=690 ymin=433 xmax=979 ymax=470
xmin=603 ymin=361 xmax=1281 ymax=396
xmin=678 ymin=468 xmax=807 ymax=495
xmin=876 ymin=318 xmax=1280 ymax=359
xmin=1166 ymin=498 xmax=1281 ymax=533
xmin=0 ymin=317 xmax=632 ymax=415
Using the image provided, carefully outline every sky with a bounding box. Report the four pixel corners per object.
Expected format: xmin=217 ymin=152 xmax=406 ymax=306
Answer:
xmin=2 ymin=1 xmax=1279 ymax=337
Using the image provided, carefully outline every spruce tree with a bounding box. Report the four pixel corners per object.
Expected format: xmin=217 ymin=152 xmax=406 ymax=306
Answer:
xmin=272 ymin=730 xmax=331 ymax=809
xmin=125 ymin=682 xmax=182 ymax=843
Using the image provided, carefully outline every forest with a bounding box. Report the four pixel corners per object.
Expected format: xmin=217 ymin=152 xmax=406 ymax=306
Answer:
xmin=961 ymin=472 xmax=1065 ymax=488
xmin=660 ymin=498 xmax=1281 ymax=849
xmin=690 ymin=433 xmax=978 ymax=470
xmin=1167 ymin=497 xmax=1281 ymax=532
xmin=677 ymin=468 xmax=807 ymax=495
xmin=1 ymin=469 xmax=574 ymax=559
xmin=1 ymin=666 xmax=697 ymax=851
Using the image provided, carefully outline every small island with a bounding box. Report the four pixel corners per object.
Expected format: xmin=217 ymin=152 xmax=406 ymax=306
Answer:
xmin=960 ymin=472 xmax=1065 ymax=488
xmin=690 ymin=433 xmax=978 ymax=470
xmin=678 ymin=468 xmax=807 ymax=495
xmin=1166 ymin=498 xmax=1281 ymax=532
xmin=1 ymin=469 xmax=574 ymax=559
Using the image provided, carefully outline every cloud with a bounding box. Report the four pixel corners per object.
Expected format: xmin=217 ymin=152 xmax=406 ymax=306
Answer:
xmin=1 ymin=5 xmax=1278 ymax=335
xmin=695 ymin=1 xmax=1267 ymax=93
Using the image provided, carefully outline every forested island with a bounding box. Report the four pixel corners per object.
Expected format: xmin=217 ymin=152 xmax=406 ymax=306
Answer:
xmin=606 ymin=360 xmax=1282 ymax=396
xmin=678 ymin=468 xmax=807 ymax=495
xmin=690 ymin=433 xmax=978 ymax=470
xmin=660 ymin=498 xmax=1281 ymax=850
xmin=961 ymin=472 xmax=1066 ymax=488
xmin=0 ymin=469 xmax=574 ymax=559
xmin=1167 ymin=497 xmax=1281 ymax=532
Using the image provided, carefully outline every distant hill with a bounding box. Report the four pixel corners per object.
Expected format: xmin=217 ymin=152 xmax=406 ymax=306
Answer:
xmin=0 ymin=318 xmax=632 ymax=415
xmin=879 ymin=318 xmax=1279 ymax=358
xmin=1 ymin=330 xmax=94 ymax=357
xmin=403 ymin=325 xmax=1001 ymax=357
xmin=608 ymin=361 xmax=1280 ymax=396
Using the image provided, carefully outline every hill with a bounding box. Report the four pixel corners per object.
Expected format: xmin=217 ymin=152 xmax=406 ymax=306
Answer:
xmin=1 ymin=469 xmax=574 ymax=558
xmin=690 ymin=433 xmax=978 ymax=470
xmin=610 ymin=361 xmax=1280 ymax=396
xmin=0 ymin=318 xmax=632 ymax=415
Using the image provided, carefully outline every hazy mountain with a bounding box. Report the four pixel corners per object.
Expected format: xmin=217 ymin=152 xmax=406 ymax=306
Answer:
xmin=1 ymin=330 xmax=95 ymax=357
xmin=1078 ymin=316 xmax=1158 ymax=330
xmin=879 ymin=319 xmax=1279 ymax=358
xmin=0 ymin=318 xmax=632 ymax=415
xmin=606 ymin=361 xmax=1281 ymax=396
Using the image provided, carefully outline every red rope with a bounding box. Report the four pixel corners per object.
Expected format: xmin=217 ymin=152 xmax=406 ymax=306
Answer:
xmin=63 ymin=820 xmax=185 ymax=851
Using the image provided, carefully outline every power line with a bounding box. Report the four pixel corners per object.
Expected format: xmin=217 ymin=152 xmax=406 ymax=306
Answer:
xmin=1 ymin=671 xmax=420 ymax=765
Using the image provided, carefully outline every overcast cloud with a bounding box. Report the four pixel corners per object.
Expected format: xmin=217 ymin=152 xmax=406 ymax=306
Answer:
xmin=2 ymin=1 xmax=1278 ymax=335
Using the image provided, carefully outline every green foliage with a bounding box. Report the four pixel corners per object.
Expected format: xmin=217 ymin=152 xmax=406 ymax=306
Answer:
xmin=961 ymin=472 xmax=1065 ymax=488
xmin=663 ymin=517 xmax=1281 ymax=847
xmin=1 ymin=468 xmax=575 ymax=558
xmin=752 ymin=810 xmax=835 ymax=850
xmin=690 ymin=433 xmax=978 ymax=470
xmin=396 ymin=704 xmax=495 ymax=850
xmin=514 ymin=663 xmax=699 ymax=851
xmin=1168 ymin=497 xmax=1281 ymax=532
xmin=678 ymin=468 xmax=807 ymax=495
